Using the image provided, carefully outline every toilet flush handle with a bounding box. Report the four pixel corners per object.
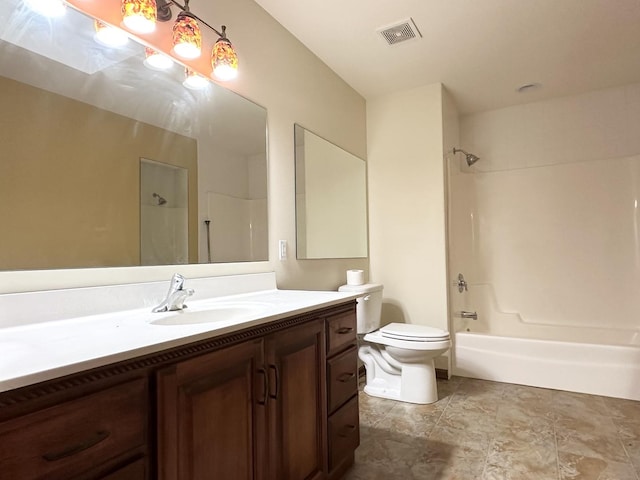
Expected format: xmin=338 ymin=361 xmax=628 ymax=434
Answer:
xmin=357 ymin=295 xmax=371 ymax=303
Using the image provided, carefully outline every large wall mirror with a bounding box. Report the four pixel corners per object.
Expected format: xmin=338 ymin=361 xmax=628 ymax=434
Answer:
xmin=0 ymin=0 xmax=268 ymax=271
xmin=294 ymin=124 xmax=368 ymax=259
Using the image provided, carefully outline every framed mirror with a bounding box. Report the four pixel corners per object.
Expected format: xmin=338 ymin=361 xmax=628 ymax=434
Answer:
xmin=294 ymin=124 xmax=368 ymax=259
xmin=0 ymin=0 xmax=268 ymax=270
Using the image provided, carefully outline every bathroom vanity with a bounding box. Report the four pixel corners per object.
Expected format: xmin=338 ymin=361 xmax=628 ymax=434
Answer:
xmin=0 ymin=274 xmax=360 ymax=480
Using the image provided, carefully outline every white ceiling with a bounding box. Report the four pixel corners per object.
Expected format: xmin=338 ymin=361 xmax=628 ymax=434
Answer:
xmin=253 ymin=0 xmax=640 ymax=114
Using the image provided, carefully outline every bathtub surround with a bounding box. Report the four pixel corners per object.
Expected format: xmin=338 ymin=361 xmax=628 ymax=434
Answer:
xmin=449 ymin=81 xmax=640 ymax=399
xmin=347 ymin=376 xmax=640 ymax=479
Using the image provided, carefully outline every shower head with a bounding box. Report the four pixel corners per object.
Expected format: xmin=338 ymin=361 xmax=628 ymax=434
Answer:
xmin=453 ymin=148 xmax=480 ymax=166
xmin=153 ymin=192 xmax=167 ymax=205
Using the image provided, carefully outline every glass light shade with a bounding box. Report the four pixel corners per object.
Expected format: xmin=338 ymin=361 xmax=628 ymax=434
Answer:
xmin=94 ymin=20 xmax=129 ymax=47
xmin=121 ymin=0 xmax=157 ymax=34
xmin=172 ymin=13 xmax=201 ymax=59
xmin=24 ymin=0 xmax=66 ymax=17
xmin=143 ymin=47 xmax=173 ymax=71
xmin=183 ymin=68 xmax=208 ymax=90
xmin=211 ymin=37 xmax=238 ymax=81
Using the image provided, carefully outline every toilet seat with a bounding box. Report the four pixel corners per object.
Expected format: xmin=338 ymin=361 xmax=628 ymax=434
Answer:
xmin=363 ymin=329 xmax=451 ymax=351
xmin=380 ymin=323 xmax=450 ymax=342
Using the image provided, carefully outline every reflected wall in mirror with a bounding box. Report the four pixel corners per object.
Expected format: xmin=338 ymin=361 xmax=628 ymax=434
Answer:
xmin=294 ymin=124 xmax=368 ymax=259
xmin=0 ymin=0 xmax=268 ymax=271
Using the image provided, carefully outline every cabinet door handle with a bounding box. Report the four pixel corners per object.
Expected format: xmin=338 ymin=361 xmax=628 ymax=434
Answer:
xmin=337 ymin=372 xmax=356 ymax=383
xmin=338 ymin=425 xmax=357 ymax=438
xmin=268 ymin=364 xmax=279 ymax=400
xmin=257 ymin=367 xmax=268 ymax=405
xmin=336 ymin=327 xmax=353 ymax=334
xmin=42 ymin=430 xmax=110 ymax=462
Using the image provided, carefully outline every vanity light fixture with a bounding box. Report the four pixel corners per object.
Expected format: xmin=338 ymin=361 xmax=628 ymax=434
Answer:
xmin=24 ymin=0 xmax=66 ymax=17
xmin=23 ymin=0 xmax=238 ymax=81
xmin=94 ymin=19 xmax=129 ymax=47
xmin=211 ymin=26 xmax=238 ymax=81
xmin=182 ymin=67 xmax=208 ymax=90
xmin=143 ymin=47 xmax=174 ymax=70
xmin=170 ymin=0 xmax=202 ymax=59
xmin=158 ymin=0 xmax=238 ymax=80
xmin=122 ymin=0 xmax=157 ymax=34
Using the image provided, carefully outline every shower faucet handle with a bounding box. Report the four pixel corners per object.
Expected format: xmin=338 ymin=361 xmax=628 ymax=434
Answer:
xmin=455 ymin=273 xmax=468 ymax=293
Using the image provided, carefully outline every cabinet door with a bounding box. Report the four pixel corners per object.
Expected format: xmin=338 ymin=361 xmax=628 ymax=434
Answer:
xmin=266 ymin=319 xmax=326 ymax=480
xmin=157 ymin=339 xmax=267 ymax=480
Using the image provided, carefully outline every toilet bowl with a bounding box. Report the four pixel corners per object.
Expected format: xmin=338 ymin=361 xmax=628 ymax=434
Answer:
xmin=338 ymin=283 xmax=451 ymax=404
xmin=361 ymin=323 xmax=450 ymax=404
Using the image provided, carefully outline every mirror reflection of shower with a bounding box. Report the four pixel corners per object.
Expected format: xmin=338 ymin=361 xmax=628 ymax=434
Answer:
xmin=153 ymin=192 xmax=167 ymax=206
xmin=453 ymin=147 xmax=480 ymax=166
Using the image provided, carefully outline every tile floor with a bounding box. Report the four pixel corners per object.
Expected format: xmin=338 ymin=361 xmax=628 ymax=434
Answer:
xmin=344 ymin=376 xmax=640 ymax=480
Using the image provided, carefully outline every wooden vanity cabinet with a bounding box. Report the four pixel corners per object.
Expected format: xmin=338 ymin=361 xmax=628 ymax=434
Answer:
xmin=0 ymin=377 xmax=149 ymax=480
xmin=156 ymin=338 xmax=267 ymax=480
xmin=325 ymin=309 xmax=360 ymax=479
xmin=0 ymin=301 xmax=358 ymax=480
xmin=265 ymin=318 xmax=326 ymax=480
xmin=157 ymin=318 xmax=327 ymax=480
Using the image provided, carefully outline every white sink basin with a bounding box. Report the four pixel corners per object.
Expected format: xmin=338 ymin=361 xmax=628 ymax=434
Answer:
xmin=150 ymin=302 xmax=272 ymax=326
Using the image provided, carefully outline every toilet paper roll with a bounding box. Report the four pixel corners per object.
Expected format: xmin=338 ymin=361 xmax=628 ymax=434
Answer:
xmin=346 ymin=269 xmax=365 ymax=286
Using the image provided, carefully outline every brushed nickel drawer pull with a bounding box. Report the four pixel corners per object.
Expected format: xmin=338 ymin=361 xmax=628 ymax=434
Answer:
xmin=336 ymin=327 xmax=353 ymax=334
xmin=42 ymin=430 xmax=110 ymax=461
xmin=338 ymin=424 xmax=357 ymax=437
xmin=337 ymin=372 xmax=355 ymax=382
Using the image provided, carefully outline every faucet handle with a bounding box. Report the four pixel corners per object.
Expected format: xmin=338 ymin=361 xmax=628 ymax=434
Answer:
xmin=454 ymin=273 xmax=468 ymax=293
xmin=170 ymin=273 xmax=186 ymax=291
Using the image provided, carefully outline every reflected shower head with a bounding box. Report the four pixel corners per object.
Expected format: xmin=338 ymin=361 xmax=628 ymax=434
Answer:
xmin=453 ymin=148 xmax=480 ymax=166
xmin=153 ymin=192 xmax=167 ymax=205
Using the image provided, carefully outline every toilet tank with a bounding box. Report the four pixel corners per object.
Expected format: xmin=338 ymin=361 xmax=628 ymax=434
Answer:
xmin=338 ymin=283 xmax=383 ymax=333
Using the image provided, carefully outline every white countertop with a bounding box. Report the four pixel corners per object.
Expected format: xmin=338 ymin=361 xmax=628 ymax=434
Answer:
xmin=0 ymin=274 xmax=359 ymax=393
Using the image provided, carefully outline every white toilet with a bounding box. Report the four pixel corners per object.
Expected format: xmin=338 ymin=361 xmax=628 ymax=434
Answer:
xmin=339 ymin=283 xmax=451 ymax=404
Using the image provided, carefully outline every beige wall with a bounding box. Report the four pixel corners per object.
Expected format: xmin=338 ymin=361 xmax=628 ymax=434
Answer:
xmin=0 ymin=0 xmax=367 ymax=293
xmin=367 ymin=83 xmax=449 ymax=333
xmin=0 ymin=77 xmax=198 ymax=271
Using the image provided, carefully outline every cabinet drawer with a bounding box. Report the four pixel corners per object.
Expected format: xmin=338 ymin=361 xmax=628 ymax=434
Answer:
xmin=327 ymin=345 xmax=358 ymax=414
xmin=328 ymin=395 xmax=359 ymax=471
xmin=326 ymin=310 xmax=357 ymax=356
xmin=101 ymin=457 xmax=146 ymax=480
xmin=0 ymin=378 xmax=147 ymax=479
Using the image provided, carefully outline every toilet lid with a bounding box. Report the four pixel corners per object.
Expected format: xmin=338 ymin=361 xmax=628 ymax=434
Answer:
xmin=379 ymin=323 xmax=450 ymax=342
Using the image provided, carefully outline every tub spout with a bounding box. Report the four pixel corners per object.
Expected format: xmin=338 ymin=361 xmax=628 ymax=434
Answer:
xmin=460 ymin=311 xmax=478 ymax=320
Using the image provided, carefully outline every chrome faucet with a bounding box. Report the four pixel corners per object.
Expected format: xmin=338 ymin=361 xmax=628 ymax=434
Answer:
xmin=152 ymin=273 xmax=195 ymax=313
xmin=460 ymin=311 xmax=478 ymax=320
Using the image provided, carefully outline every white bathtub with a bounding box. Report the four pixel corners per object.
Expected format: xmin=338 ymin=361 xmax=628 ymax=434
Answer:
xmin=453 ymin=329 xmax=640 ymax=401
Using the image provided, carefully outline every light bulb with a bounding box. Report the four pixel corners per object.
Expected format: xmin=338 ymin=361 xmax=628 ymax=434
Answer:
xmin=183 ymin=69 xmax=208 ymax=90
xmin=144 ymin=48 xmax=173 ymax=71
xmin=24 ymin=0 xmax=66 ymax=17
xmin=121 ymin=0 xmax=157 ymax=34
xmin=210 ymin=32 xmax=238 ymax=81
xmin=94 ymin=20 xmax=129 ymax=48
xmin=172 ymin=13 xmax=201 ymax=59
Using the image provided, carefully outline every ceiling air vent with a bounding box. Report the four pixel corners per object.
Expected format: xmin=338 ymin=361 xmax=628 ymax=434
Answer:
xmin=377 ymin=18 xmax=422 ymax=46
